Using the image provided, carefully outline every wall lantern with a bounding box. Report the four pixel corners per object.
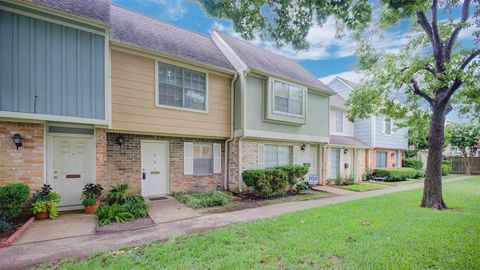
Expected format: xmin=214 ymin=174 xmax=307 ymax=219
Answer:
xmin=116 ymin=135 xmax=125 ymax=146
xmin=11 ymin=133 xmax=24 ymax=150
xmin=391 ymin=152 xmax=395 ymax=157
xmin=300 ymin=144 xmax=307 ymax=151
xmin=344 ymin=149 xmax=348 ymax=154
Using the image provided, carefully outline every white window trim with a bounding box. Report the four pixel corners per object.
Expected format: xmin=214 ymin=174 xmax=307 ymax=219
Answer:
xmin=383 ymin=117 xmax=393 ymax=136
xmin=269 ymin=77 xmax=307 ymax=118
xmin=155 ymin=59 xmax=209 ymax=113
xmin=192 ymin=143 xmax=214 ymax=175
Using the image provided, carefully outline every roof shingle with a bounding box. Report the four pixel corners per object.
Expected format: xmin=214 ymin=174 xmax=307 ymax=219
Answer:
xmin=32 ymin=0 xmax=110 ymax=23
xmin=110 ymin=5 xmax=235 ymax=72
xmin=330 ymin=135 xmax=368 ymax=147
xmin=216 ymin=32 xmax=332 ymax=92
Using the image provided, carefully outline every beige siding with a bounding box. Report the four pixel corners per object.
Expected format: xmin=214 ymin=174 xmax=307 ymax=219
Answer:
xmin=329 ymin=108 xmax=354 ymax=136
xmin=111 ymin=49 xmax=232 ymax=138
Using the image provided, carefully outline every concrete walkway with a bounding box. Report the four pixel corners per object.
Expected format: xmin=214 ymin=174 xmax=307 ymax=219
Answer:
xmin=0 ymin=176 xmax=471 ymax=269
xmin=312 ymin=185 xmax=358 ymax=195
xmin=147 ymin=197 xmax=200 ymax=223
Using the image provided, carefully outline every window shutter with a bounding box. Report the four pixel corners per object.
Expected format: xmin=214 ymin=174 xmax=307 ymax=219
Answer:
xmin=257 ymin=143 xmax=265 ymax=169
xmin=184 ymin=142 xmax=193 ymax=175
xmin=293 ymin=146 xmax=300 ymax=164
xmin=213 ymin=143 xmax=222 ymax=174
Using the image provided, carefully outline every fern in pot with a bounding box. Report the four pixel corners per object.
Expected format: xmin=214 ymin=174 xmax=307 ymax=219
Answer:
xmin=81 ymin=183 xmax=103 ymax=214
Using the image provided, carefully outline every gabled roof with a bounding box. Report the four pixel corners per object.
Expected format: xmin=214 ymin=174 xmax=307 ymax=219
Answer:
xmin=330 ymin=94 xmax=346 ymax=108
xmin=330 ymin=135 xmax=368 ymax=148
xmin=32 ymin=0 xmax=111 ymax=24
xmin=215 ymin=31 xmax=332 ymax=93
xmin=336 ymin=76 xmax=358 ymax=89
xmin=110 ymin=5 xmax=235 ymax=72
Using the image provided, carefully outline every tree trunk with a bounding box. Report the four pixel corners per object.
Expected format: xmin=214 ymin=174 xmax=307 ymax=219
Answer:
xmin=465 ymin=156 xmax=472 ymax=175
xmin=421 ymin=104 xmax=448 ymax=210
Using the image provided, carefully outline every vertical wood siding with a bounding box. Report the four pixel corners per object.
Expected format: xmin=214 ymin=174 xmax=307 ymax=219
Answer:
xmin=110 ymin=49 xmax=232 ymax=138
xmin=0 ymin=10 xmax=105 ymax=119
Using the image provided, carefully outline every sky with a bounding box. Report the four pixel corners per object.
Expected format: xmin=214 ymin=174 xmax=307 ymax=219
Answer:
xmin=112 ymin=0 xmax=475 ymax=84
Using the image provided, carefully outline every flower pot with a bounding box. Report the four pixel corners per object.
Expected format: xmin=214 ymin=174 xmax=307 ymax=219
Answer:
xmin=84 ymin=199 xmax=100 ymax=214
xmin=35 ymin=211 xmax=49 ymax=220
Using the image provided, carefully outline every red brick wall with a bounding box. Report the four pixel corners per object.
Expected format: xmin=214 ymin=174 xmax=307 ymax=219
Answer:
xmin=0 ymin=121 xmax=44 ymax=191
xmin=105 ymin=133 xmax=225 ymax=194
xmin=369 ymin=148 xmax=403 ymax=169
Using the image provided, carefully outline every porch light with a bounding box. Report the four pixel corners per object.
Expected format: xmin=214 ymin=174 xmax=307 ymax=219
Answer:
xmin=116 ymin=135 xmax=125 ymax=146
xmin=11 ymin=133 xmax=23 ymax=150
xmin=344 ymin=149 xmax=348 ymax=154
xmin=300 ymin=144 xmax=307 ymax=151
xmin=391 ymin=152 xmax=395 ymax=157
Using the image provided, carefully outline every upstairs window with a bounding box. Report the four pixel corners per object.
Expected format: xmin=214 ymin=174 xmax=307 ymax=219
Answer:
xmin=157 ymin=62 xmax=207 ymax=111
xmin=265 ymin=145 xmax=293 ymax=168
xmin=335 ymin=110 xmax=344 ymax=133
xmin=384 ymin=118 xmax=393 ymax=135
xmin=273 ymin=81 xmax=304 ymax=116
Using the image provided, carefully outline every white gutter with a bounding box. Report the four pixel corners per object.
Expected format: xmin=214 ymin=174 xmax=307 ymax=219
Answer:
xmin=224 ymin=73 xmax=238 ymax=190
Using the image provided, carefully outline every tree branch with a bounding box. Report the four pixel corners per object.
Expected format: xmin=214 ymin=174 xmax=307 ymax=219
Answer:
xmin=424 ymin=64 xmax=436 ymax=76
xmin=445 ymin=0 xmax=471 ymax=62
xmin=444 ymin=48 xmax=480 ymax=100
xmin=411 ymin=79 xmax=433 ymax=104
xmin=417 ymin=11 xmax=444 ymax=72
xmin=460 ymin=48 xmax=480 ymax=70
xmin=431 ymin=0 xmax=442 ymax=52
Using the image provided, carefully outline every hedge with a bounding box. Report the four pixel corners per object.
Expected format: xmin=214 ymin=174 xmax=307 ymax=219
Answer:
xmin=0 ymin=183 xmax=30 ymax=220
xmin=442 ymin=164 xmax=451 ymax=176
xmin=374 ymin=168 xmax=419 ymax=182
xmin=402 ymin=158 xmax=424 ymax=170
xmin=242 ymin=165 xmax=308 ymax=197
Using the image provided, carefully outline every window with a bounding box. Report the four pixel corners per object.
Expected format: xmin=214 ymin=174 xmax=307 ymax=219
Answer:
xmin=335 ymin=110 xmax=344 ymax=133
xmin=193 ymin=144 xmax=213 ymax=174
xmin=157 ymin=62 xmax=207 ymax=111
xmin=384 ymin=118 xmax=392 ymax=135
xmin=273 ymin=81 xmax=304 ymax=116
xmin=376 ymin=151 xmax=387 ymax=168
xmin=265 ymin=145 xmax=293 ymax=168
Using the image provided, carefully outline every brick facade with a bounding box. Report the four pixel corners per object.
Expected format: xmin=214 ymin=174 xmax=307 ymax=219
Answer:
xmin=105 ymin=133 xmax=225 ymax=194
xmin=368 ymin=148 xmax=403 ymax=169
xmin=0 ymin=121 xmax=44 ymax=191
xmin=323 ymin=145 xmax=368 ymax=183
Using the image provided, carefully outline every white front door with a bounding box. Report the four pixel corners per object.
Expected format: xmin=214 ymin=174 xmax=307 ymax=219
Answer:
xmin=51 ymin=136 xmax=94 ymax=207
xmin=309 ymin=145 xmax=318 ymax=175
xmin=141 ymin=141 xmax=168 ymax=197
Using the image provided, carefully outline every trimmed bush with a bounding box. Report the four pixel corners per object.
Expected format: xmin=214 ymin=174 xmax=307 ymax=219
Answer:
xmin=279 ymin=165 xmax=309 ymax=185
xmin=173 ymin=191 xmax=232 ymax=209
xmin=402 ymin=158 xmax=424 ymax=170
xmin=0 ymin=183 xmax=30 ymax=221
xmin=374 ymin=168 xmax=418 ymax=182
xmin=242 ymin=168 xmax=289 ymax=197
xmin=415 ymin=170 xmax=425 ymax=179
xmin=442 ymin=164 xmax=451 ymax=176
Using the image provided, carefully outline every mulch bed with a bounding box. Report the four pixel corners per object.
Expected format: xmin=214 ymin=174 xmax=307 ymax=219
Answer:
xmin=0 ymin=214 xmax=34 ymax=247
xmin=95 ymin=216 xmax=155 ymax=234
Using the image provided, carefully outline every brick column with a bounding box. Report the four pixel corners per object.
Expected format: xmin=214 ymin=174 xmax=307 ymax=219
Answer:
xmin=321 ymin=144 xmax=329 ymax=185
xmin=95 ymin=128 xmax=107 ymax=188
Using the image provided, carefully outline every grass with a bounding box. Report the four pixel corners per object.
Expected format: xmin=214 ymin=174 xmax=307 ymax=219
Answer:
xmin=339 ymin=183 xmax=384 ymax=192
xmin=172 ymin=191 xmax=232 ymax=209
xmin=373 ymin=174 xmax=465 ymax=186
xmin=46 ymin=177 xmax=480 ymax=270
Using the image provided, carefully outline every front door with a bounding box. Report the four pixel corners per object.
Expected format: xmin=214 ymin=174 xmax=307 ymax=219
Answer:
xmin=141 ymin=141 xmax=168 ymax=197
xmin=52 ymin=136 xmax=94 ymax=207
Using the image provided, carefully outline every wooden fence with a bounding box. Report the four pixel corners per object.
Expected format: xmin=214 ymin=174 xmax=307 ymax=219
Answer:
xmin=448 ymin=157 xmax=480 ymax=174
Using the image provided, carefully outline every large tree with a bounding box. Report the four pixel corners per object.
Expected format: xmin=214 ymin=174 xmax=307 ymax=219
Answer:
xmin=449 ymin=123 xmax=480 ymax=175
xmin=199 ymin=0 xmax=480 ymax=210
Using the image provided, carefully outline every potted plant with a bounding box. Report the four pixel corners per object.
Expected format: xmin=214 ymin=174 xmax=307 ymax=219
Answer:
xmin=31 ymin=185 xmax=61 ymax=220
xmin=81 ymin=183 xmax=103 ymax=214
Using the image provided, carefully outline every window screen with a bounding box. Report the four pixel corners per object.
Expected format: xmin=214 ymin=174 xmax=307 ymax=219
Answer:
xmin=193 ymin=144 xmax=213 ymax=174
xmin=273 ymin=81 xmax=304 ymax=116
xmin=265 ymin=145 xmax=293 ymax=168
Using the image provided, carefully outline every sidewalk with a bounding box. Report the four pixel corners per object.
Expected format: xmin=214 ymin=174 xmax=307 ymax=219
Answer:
xmin=0 ymin=176 xmax=470 ymax=269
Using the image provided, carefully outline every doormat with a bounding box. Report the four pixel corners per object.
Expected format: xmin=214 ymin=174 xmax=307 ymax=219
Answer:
xmin=149 ymin=197 xmax=168 ymax=201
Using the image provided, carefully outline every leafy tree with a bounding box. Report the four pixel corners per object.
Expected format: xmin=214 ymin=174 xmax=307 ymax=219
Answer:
xmin=199 ymin=1 xmax=480 ymax=210
xmin=449 ymin=123 xmax=480 ymax=175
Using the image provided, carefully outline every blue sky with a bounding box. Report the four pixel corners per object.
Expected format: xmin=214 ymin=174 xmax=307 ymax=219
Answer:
xmin=112 ymin=0 xmax=475 ymax=84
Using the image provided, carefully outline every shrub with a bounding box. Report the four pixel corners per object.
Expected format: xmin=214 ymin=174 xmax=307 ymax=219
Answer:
xmin=96 ymin=204 xmax=134 ymax=226
xmin=173 ymin=191 xmax=232 ymax=209
xmin=442 ymin=159 xmax=452 ymax=168
xmin=82 ymin=183 xmax=103 ymax=199
xmin=0 ymin=183 xmax=29 ymax=221
xmin=0 ymin=220 xmax=11 ymax=232
xmin=278 ymin=165 xmax=309 ymax=185
xmin=242 ymin=168 xmax=288 ymax=197
xmin=415 ymin=170 xmax=425 ymax=179
xmin=81 ymin=196 xmax=97 ymax=207
xmin=442 ymin=164 xmax=451 ymax=176
xmin=295 ymin=182 xmax=310 ymax=191
xmin=334 ymin=176 xmax=343 ymax=185
xmin=105 ymin=184 xmax=130 ymax=205
xmin=402 ymin=158 xmax=424 ymax=170
xmin=404 ymin=150 xmax=418 ymax=159
xmin=374 ymin=168 xmax=418 ymax=182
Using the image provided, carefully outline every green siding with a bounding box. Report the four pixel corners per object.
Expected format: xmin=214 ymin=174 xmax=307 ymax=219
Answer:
xmin=245 ymin=76 xmax=329 ymax=140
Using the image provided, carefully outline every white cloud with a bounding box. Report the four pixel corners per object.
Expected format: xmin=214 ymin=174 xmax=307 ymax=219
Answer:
xmin=129 ymin=0 xmax=186 ymax=21
xmin=318 ymin=71 xmax=365 ymax=84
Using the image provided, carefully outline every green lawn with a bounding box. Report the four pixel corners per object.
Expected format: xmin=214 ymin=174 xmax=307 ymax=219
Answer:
xmin=46 ymin=177 xmax=479 ymax=270
xmin=373 ymin=174 xmax=465 ymax=186
xmin=339 ymin=183 xmax=384 ymax=191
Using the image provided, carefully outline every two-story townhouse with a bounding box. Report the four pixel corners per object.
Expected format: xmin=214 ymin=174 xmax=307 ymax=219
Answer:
xmin=212 ymin=31 xmax=335 ymax=191
xmin=326 ymin=94 xmax=368 ymax=182
xmin=327 ymin=76 xmax=408 ymax=171
xmin=0 ymin=0 xmax=236 ymax=208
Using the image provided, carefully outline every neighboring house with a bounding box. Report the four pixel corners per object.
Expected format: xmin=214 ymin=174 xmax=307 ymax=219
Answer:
xmin=326 ymin=95 xmax=368 ymax=181
xmin=212 ymin=31 xmax=335 ymax=191
xmin=0 ymin=0 xmax=235 ymax=208
xmin=327 ymin=77 xmax=408 ymax=171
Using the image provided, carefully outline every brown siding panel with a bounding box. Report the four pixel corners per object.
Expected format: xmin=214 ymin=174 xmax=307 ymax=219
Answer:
xmin=111 ymin=49 xmax=232 ymax=138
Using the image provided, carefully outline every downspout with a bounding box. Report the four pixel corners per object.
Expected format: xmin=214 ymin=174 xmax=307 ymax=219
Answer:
xmin=224 ymin=73 xmax=239 ymax=190
xmin=237 ymin=69 xmax=250 ymax=192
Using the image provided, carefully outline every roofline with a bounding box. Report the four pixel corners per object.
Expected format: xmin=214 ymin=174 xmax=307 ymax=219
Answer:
xmin=211 ymin=30 xmax=248 ymax=72
xmin=327 ymin=76 xmax=356 ymax=91
xmin=110 ymin=39 xmax=237 ymax=75
xmin=8 ymin=0 xmax=110 ymax=28
xmin=328 ymin=143 xmax=369 ymax=149
xmin=249 ymin=68 xmax=336 ymax=96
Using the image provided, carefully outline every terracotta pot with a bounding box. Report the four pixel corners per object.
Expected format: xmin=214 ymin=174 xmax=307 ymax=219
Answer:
xmin=35 ymin=211 xmax=49 ymax=220
xmin=84 ymin=199 xmax=100 ymax=214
